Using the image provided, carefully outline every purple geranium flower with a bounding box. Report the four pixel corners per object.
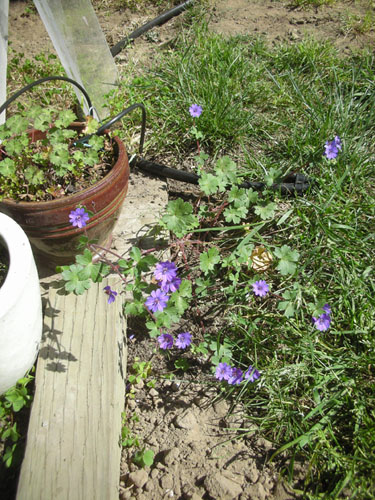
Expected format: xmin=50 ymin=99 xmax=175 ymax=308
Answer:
xmin=189 ymin=104 xmax=203 ymax=118
xmin=175 ymin=332 xmax=192 ymax=349
xmin=324 ymin=136 xmax=342 ymax=160
xmin=322 ymin=303 xmax=331 ymax=314
xmin=69 ymin=207 xmax=90 ymax=228
xmin=244 ymin=366 xmax=261 ymax=383
xmin=228 ymin=367 xmax=244 ymax=385
xmin=145 ymin=289 xmax=169 ymax=313
xmin=103 ymin=285 xmax=117 ymax=304
xmin=313 ymin=313 xmax=331 ymax=331
xmin=154 ymin=261 xmax=178 ymax=285
xmin=159 ymin=276 xmax=182 ymax=293
xmin=158 ymin=333 xmax=174 ymax=350
xmin=313 ymin=304 xmax=332 ymax=331
xmin=252 ymin=280 xmax=269 ymax=297
xmin=215 ymin=362 xmax=232 ymax=381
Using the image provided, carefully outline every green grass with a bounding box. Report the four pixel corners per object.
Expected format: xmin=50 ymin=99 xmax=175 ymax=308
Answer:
xmin=111 ymin=20 xmax=375 ymax=498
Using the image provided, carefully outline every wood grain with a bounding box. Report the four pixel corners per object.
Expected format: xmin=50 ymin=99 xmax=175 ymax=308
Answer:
xmin=17 ymin=278 xmax=127 ymax=500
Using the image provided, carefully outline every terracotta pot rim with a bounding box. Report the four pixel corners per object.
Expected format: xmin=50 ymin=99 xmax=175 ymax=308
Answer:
xmin=0 ymin=128 xmax=127 ymax=210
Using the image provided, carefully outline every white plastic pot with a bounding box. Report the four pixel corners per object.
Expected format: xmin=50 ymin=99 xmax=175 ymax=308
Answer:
xmin=0 ymin=213 xmax=43 ymax=394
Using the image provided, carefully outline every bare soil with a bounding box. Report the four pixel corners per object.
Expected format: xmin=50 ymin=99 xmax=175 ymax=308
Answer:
xmin=4 ymin=1 xmax=374 ymax=499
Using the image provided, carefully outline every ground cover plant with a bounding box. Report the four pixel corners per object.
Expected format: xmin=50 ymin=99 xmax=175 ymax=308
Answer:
xmin=2 ymin=1 xmax=375 ymax=497
xmin=60 ymin=20 xmax=375 ymax=497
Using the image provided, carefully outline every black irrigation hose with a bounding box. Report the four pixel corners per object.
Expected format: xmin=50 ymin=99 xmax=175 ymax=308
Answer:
xmin=132 ymin=156 xmax=313 ymax=196
xmin=110 ymin=0 xmax=195 ymax=57
xmin=77 ymin=103 xmax=146 ymax=152
xmin=0 ymin=76 xmax=93 ymax=117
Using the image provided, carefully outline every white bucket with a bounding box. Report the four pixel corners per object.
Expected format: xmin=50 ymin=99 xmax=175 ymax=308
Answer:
xmin=0 ymin=213 xmax=43 ymax=394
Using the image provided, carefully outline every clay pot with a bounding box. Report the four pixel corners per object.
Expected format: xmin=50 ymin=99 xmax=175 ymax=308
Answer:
xmin=0 ymin=126 xmax=129 ymax=267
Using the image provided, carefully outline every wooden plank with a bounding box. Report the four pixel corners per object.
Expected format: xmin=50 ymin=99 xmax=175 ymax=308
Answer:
xmin=17 ymin=278 xmax=127 ymax=500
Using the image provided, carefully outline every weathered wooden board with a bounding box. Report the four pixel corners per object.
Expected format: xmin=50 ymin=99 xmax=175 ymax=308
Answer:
xmin=17 ymin=278 xmax=127 ymax=500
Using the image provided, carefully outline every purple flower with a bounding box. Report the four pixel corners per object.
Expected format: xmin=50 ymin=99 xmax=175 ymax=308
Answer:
xmin=145 ymin=289 xmax=169 ymax=313
xmin=215 ymin=362 xmax=232 ymax=381
xmin=228 ymin=367 xmax=244 ymax=385
xmin=159 ymin=276 xmax=182 ymax=293
xmin=69 ymin=207 xmax=90 ymax=228
xmin=312 ymin=303 xmax=332 ymax=331
xmin=324 ymin=135 xmax=342 ymax=160
xmin=175 ymin=332 xmax=192 ymax=349
xmin=157 ymin=333 xmax=174 ymax=350
xmin=244 ymin=366 xmax=261 ymax=383
xmin=154 ymin=261 xmax=178 ymax=285
xmin=252 ymin=280 xmax=269 ymax=297
xmin=189 ymin=104 xmax=203 ymax=118
xmin=103 ymin=285 xmax=117 ymax=304
xmin=322 ymin=303 xmax=331 ymax=314
xmin=313 ymin=313 xmax=331 ymax=332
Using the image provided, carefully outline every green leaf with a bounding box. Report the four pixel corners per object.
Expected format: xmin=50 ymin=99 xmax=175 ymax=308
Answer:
xmin=234 ymin=243 xmax=254 ymax=264
xmin=246 ymin=188 xmax=259 ymax=205
xmin=75 ymin=249 xmax=108 ymax=282
xmin=170 ymin=293 xmax=189 ymax=315
xmin=24 ymin=166 xmax=45 ymax=186
xmin=190 ymin=125 xmax=204 ymax=140
xmin=50 ymin=143 xmax=70 ymax=172
xmin=130 ymin=247 xmax=142 ymax=263
xmin=0 ymin=158 xmax=16 ymax=177
xmin=224 ymin=205 xmax=248 ymax=224
xmin=84 ymin=117 xmax=101 ymax=135
xmin=175 ymin=359 xmax=190 ymax=371
xmin=61 ymin=264 xmax=92 ymax=294
xmin=195 ymin=277 xmax=212 ymax=296
xmin=274 ymin=245 xmax=300 ymax=276
xmin=3 ymin=133 xmax=29 ymax=155
xmin=200 ymin=247 xmax=220 ymax=274
xmin=48 ymin=128 xmax=76 ymax=145
xmin=215 ymin=156 xmax=239 ymax=185
xmin=54 ymin=109 xmax=77 ymax=128
xmin=33 ymin=108 xmax=53 ymax=131
xmin=177 ymin=279 xmax=192 ymax=298
xmin=87 ymin=134 xmax=105 ymax=151
xmin=4 ymin=115 xmax=29 ymax=135
xmin=277 ymin=300 xmax=295 ymax=318
xmin=146 ymin=321 xmax=160 ymax=338
xmin=133 ymin=448 xmax=154 ymax=468
xmin=154 ymin=307 xmax=181 ymax=328
xmin=264 ymin=167 xmax=281 ymax=187
xmin=227 ymin=186 xmax=248 ymax=207
xmin=254 ymin=202 xmax=277 ymax=220
xmin=125 ymin=301 xmax=145 ymax=316
xmin=199 ymin=171 xmax=219 ymax=196
xmin=161 ymin=199 xmax=199 ymax=238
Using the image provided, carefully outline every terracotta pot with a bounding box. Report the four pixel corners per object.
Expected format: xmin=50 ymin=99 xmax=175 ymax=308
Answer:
xmin=0 ymin=126 xmax=129 ymax=267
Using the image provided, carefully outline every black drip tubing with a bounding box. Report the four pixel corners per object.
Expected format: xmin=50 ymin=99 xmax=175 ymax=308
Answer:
xmin=110 ymin=0 xmax=195 ymax=57
xmin=0 ymin=76 xmax=93 ymax=117
xmin=132 ymin=157 xmax=313 ymax=196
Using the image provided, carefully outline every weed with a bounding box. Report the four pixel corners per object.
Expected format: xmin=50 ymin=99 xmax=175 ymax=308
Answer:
xmin=0 ymin=374 xmax=34 ymax=468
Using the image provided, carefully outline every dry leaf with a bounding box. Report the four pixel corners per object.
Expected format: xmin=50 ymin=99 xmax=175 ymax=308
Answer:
xmin=251 ymin=245 xmax=273 ymax=272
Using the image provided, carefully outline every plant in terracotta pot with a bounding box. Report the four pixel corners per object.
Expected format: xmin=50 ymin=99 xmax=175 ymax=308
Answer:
xmin=0 ymin=104 xmax=129 ymax=267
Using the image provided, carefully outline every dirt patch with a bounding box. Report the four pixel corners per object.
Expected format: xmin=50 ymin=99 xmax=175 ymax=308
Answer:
xmin=209 ymin=0 xmax=375 ymax=53
xmin=4 ymin=1 xmax=374 ymax=499
xmin=120 ymin=322 xmax=300 ymax=500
